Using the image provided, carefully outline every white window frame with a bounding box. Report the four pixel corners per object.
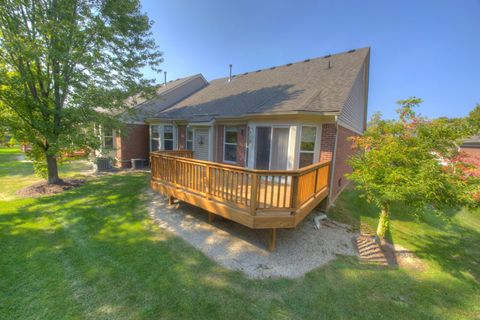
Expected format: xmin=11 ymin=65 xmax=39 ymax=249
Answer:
xmin=102 ymin=127 xmax=114 ymax=149
xmin=163 ymin=125 xmax=174 ymax=150
xmin=186 ymin=126 xmax=194 ymax=151
xmin=150 ymin=125 xmax=161 ymax=152
xmin=296 ymin=124 xmax=322 ymax=168
xmin=150 ymin=124 xmax=177 ymax=152
xmin=299 ymin=126 xmax=317 ymax=166
xmin=223 ymin=126 xmax=238 ymax=164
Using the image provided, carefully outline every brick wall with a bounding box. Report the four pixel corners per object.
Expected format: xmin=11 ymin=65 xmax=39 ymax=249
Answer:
xmin=215 ymin=125 xmax=224 ymax=163
xmin=115 ymin=124 xmax=149 ymax=168
xmin=460 ymin=147 xmax=480 ymax=175
xmin=320 ymin=124 xmax=336 ymax=162
xmin=177 ymin=125 xmax=186 ymax=150
xmin=331 ymin=125 xmax=359 ymax=200
xmin=214 ymin=124 xmax=247 ymax=167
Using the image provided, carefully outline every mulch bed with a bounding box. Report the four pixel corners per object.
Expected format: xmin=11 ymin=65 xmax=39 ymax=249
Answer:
xmin=16 ymin=179 xmax=85 ymax=198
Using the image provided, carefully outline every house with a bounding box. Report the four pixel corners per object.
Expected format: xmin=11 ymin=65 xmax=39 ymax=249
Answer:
xmin=136 ymin=47 xmax=369 ymax=250
xmin=460 ymin=135 xmax=480 ymax=173
xmin=147 ymin=48 xmax=370 ymax=202
xmin=96 ymin=74 xmax=208 ymax=168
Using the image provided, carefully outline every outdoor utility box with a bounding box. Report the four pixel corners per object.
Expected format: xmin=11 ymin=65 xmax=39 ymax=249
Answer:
xmin=96 ymin=157 xmax=112 ymax=171
xmin=131 ymin=158 xmax=147 ymax=170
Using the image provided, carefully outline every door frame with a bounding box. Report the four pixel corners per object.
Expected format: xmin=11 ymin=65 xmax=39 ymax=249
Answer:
xmin=192 ymin=125 xmax=213 ymax=161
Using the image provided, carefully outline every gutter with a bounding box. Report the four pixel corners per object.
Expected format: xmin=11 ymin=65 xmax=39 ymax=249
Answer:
xmin=328 ymin=116 xmax=339 ymax=206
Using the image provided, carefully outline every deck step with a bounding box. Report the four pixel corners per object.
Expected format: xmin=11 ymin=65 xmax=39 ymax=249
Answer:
xmin=356 ymin=235 xmax=389 ymax=267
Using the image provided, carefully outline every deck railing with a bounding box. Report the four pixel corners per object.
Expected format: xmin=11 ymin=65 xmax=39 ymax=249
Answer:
xmin=151 ymin=150 xmax=331 ymax=217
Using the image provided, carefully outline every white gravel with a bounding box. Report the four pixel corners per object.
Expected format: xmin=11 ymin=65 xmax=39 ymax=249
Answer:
xmin=148 ymin=191 xmax=359 ymax=279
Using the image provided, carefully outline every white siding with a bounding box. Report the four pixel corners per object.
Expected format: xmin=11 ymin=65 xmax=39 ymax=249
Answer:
xmin=194 ymin=127 xmax=209 ymax=160
xmin=338 ymin=64 xmax=366 ymax=133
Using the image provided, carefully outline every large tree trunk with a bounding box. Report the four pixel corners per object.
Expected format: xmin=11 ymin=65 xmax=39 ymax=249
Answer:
xmin=376 ymin=204 xmax=390 ymax=239
xmin=46 ymin=154 xmax=61 ymax=184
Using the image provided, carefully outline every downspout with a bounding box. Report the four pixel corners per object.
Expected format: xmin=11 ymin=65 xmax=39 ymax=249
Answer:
xmin=328 ymin=116 xmax=339 ymax=206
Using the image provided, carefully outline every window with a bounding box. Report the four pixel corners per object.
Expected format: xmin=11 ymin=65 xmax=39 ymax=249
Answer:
xmin=186 ymin=127 xmax=193 ymax=150
xmin=299 ymin=126 xmax=316 ymax=168
xmin=224 ymin=126 xmax=238 ymax=163
xmin=163 ymin=125 xmax=174 ymax=150
xmin=102 ymin=128 xmax=114 ymax=149
xmin=151 ymin=125 xmax=160 ymax=151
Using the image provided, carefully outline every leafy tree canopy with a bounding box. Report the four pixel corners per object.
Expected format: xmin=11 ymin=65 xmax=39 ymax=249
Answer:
xmin=348 ymin=98 xmax=480 ymax=239
xmin=0 ymin=0 xmax=162 ymax=183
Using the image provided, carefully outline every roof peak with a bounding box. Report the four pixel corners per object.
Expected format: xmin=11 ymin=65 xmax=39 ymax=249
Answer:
xmin=215 ymin=47 xmax=370 ymax=81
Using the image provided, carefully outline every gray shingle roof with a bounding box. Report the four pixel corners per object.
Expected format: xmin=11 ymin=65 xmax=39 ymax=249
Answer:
xmin=462 ymin=135 xmax=480 ymax=148
xmin=121 ymin=74 xmax=205 ymax=122
xmin=153 ymin=48 xmax=370 ymax=122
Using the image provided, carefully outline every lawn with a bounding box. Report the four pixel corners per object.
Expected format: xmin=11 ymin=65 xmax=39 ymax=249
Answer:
xmin=0 ymin=148 xmax=92 ymax=200
xmin=0 ymin=148 xmax=479 ymax=319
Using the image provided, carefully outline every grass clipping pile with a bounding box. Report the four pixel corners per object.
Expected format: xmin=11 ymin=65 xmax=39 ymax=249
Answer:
xmin=17 ymin=179 xmax=85 ymax=198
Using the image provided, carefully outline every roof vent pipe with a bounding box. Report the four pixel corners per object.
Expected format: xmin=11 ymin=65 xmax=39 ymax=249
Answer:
xmin=164 ymin=71 xmax=167 ymax=86
xmin=228 ymin=64 xmax=232 ymax=82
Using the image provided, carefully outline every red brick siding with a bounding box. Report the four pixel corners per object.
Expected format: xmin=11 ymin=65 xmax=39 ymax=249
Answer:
xmin=331 ymin=126 xmax=359 ymax=199
xmin=215 ymin=125 xmax=224 ymax=163
xmin=460 ymin=147 xmax=480 ymax=174
xmin=177 ymin=125 xmax=186 ymax=150
xmin=214 ymin=124 xmax=247 ymax=167
xmin=320 ymin=124 xmax=336 ymax=162
xmin=115 ymin=124 xmax=149 ymax=168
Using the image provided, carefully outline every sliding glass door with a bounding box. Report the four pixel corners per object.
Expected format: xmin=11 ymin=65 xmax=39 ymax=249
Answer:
xmin=254 ymin=126 xmax=289 ymax=170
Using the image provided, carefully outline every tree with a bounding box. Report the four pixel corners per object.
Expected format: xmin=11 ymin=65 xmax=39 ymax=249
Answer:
xmin=348 ymin=98 xmax=480 ymax=240
xmin=0 ymin=0 xmax=162 ymax=183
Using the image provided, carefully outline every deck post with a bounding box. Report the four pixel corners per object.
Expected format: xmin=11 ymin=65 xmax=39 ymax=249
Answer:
xmin=208 ymin=212 xmax=215 ymax=223
xmin=250 ymin=174 xmax=258 ymax=215
xmin=268 ymin=228 xmax=277 ymax=252
xmin=290 ymin=175 xmax=299 ymax=214
xmin=168 ymin=195 xmax=175 ymax=205
xmin=313 ymin=167 xmax=319 ymax=194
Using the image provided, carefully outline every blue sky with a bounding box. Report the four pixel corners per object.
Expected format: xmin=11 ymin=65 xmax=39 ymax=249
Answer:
xmin=140 ymin=0 xmax=480 ymax=120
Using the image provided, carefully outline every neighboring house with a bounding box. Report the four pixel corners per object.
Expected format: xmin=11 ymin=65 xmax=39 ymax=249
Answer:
xmin=460 ymin=135 xmax=480 ymax=173
xmin=147 ymin=47 xmax=370 ymax=201
xmin=96 ymin=74 xmax=208 ymax=167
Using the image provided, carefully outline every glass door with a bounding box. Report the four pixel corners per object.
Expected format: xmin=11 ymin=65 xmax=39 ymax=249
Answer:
xmin=254 ymin=127 xmax=271 ymax=169
xmin=270 ymin=128 xmax=289 ymax=170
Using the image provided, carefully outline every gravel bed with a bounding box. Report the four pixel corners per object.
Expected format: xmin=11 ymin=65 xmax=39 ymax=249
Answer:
xmin=148 ymin=192 xmax=358 ymax=279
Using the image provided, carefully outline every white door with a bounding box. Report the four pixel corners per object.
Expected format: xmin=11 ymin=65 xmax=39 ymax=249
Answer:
xmin=194 ymin=128 xmax=209 ymax=160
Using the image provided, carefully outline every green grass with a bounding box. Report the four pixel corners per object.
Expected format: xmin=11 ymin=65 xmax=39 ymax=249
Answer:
xmin=0 ymin=148 xmax=92 ymax=200
xmin=0 ymin=148 xmax=479 ymax=319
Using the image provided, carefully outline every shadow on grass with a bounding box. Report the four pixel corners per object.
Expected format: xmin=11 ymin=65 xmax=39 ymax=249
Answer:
xmin=328 ymin=185 xmax=480 ymax=285
xmin=0 ymin=174 xmax=478 ymax=319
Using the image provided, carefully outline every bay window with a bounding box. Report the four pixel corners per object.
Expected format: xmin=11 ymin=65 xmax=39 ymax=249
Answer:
xmin=150 ymin=125 xmax=160 ymax=151
xmin=224 ymin=126 xmax=238 ymax=163
xmin=186 ymin=127 xmax=193 ymax=150
xmin=163 ymin=125 xmax=174 ymax=150
xmin=299 ymin=126 xmax=316 ymax=168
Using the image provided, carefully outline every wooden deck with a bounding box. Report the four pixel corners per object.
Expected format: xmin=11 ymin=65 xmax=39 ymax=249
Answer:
xmin=150 ymin=150 xmax=331 ymax=250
